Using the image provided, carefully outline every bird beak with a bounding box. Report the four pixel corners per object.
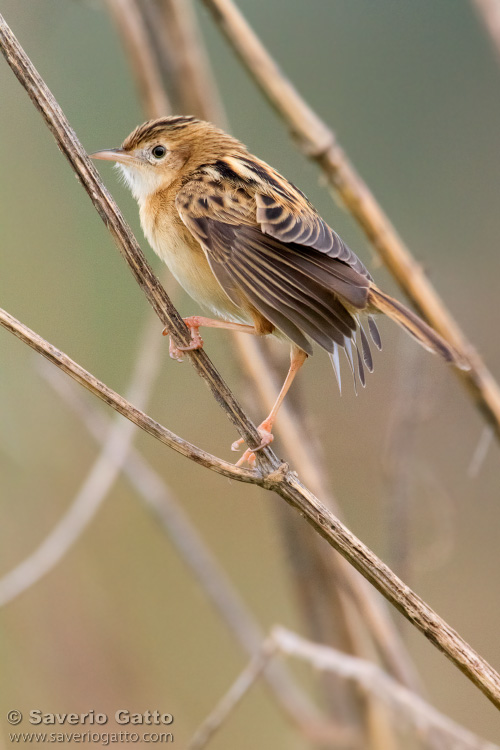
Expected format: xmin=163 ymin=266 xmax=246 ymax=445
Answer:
xmin=90 ymin=148 xmax=136 ymax=165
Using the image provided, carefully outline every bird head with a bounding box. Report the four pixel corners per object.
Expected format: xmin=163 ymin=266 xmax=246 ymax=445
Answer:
xmin=91 ymin=115 xmax=243 ymax=202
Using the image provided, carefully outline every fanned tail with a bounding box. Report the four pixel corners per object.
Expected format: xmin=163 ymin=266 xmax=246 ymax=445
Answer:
xmin=367 ymin=285 xmax=469 ymax=371
xmin=328 ymin=316 xmax=382 ymax=395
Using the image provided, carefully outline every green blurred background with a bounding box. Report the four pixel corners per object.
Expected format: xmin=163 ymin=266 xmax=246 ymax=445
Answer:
xmin=1 ymin=0 xmax=500 ymax=746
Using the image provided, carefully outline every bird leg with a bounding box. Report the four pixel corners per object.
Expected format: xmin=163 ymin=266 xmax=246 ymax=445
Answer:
xmin=232 ymin=346 xmax=308 ymax=467
xmin=163 ymin=316 xmax=257 ymax=361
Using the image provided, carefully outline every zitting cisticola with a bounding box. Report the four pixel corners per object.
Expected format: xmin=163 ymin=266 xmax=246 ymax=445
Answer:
xmin=92 ymin=116 xmax=466 ymax=465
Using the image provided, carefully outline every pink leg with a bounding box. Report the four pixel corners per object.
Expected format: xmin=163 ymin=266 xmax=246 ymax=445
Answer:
xmin=233 ymin=346 xmax=308 ymax=467
xmin=163 ymin=316 xmax=257 ymax=361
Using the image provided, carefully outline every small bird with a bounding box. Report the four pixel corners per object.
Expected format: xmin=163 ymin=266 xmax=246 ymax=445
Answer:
xmin=92 ymin=116 xmax=467 ymax=465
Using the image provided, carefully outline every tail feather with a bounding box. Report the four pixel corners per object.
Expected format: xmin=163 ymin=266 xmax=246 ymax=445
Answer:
xmin=367 ymin=286 xmax=469 ymax=371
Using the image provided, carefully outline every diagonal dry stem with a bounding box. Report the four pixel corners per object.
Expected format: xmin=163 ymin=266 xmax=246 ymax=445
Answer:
xmin=187 ymin=635 xmax=357 ymax=750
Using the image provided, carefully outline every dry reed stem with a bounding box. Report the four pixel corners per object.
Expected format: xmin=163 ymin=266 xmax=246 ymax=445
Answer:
xmin=187 ymin=635 xmax=357 ymax=750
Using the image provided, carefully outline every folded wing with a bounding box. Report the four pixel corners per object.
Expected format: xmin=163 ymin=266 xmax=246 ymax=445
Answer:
xmin=176 ymin=170 xmax=378 ymax=387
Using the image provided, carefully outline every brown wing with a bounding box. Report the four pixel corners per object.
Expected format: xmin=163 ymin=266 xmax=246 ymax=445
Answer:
xmin=230 ymin=155 xmax=371 ymax=278
xmin=176 ymin=172 xmax=377 ymax=385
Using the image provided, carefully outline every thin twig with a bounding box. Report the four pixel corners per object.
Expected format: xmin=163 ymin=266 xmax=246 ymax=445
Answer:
xmin=274 ymin=468 xmax=500 ymax=710
xmin=190 ymin=627 xmax=499 ymax=750
xmin=2 ymin=14 xmax=500 ymax=711
xmin=199 ymin=0 xmax=500 ymax=441
xmin=187 ymin=639 xmax=279 ymax=750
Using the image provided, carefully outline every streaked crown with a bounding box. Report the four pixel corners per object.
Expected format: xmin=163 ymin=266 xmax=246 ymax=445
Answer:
xmin=121 ymin=115 xmax=244 ymax=161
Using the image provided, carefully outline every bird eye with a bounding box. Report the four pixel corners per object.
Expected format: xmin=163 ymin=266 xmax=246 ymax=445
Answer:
xmin=151 ymin=145 xmax=166 ymax=159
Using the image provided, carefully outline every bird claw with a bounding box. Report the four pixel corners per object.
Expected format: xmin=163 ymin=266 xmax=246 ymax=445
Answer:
xmin=232 ymin=422 xmax=274 ymax=467
xmin=168 ymin=339 xmax=186 ymax=362
xmin=163 ymin=319 xmax=204 ymax=361
xmin=176 ymin=328 xmax=204 ymax=351
xmin=234 ymin=449 xmax=257 ymax=468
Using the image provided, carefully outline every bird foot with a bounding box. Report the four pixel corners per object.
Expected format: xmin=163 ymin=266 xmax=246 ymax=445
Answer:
xmin=231 ymin=420 xmax=274 ymax=467
xmin=163 ymin=317 xmax=204 ymax=361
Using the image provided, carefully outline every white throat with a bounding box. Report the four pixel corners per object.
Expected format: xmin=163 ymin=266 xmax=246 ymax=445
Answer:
xmin=116 ymin=163 xmax=165 ymax=204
